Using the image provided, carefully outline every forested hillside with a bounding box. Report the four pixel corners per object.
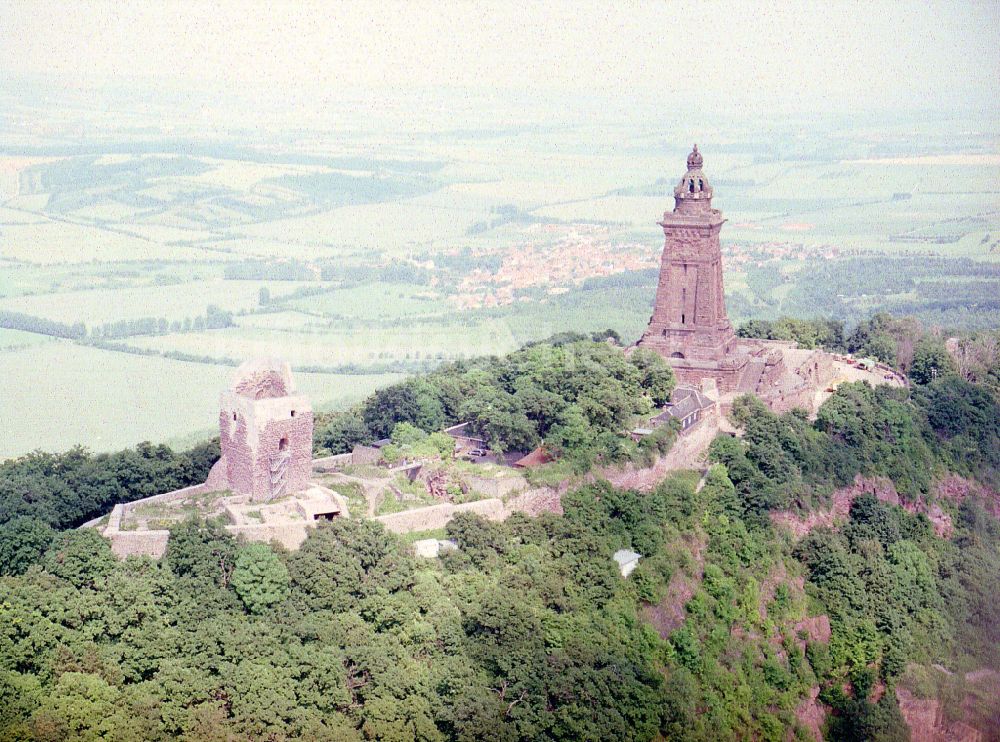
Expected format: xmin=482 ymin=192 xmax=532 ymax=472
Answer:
xmin=1 ymin=321 xmax=999 ymax=741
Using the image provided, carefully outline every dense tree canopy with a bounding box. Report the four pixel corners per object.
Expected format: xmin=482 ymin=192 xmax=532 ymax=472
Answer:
xmin=0 ymin=441 xmax=220 ymax=531
xmin=318 ymin=337 xmax=676 ymax=470
xmin=1 ymin=316 xmax=999 ymax=740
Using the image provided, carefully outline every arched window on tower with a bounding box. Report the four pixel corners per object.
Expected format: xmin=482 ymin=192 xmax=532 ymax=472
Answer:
xmin=688 ymin=179 xmax=694 ymax=193
xmin=698 ymin=179 xmax=703 ymax=190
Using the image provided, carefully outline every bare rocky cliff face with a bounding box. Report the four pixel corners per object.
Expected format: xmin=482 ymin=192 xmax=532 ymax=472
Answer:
xmin=895 ymin=669 xmax=1000 ymax=742
xmin=768 ymin=474 xmax=1000 ymax=741
xmin=767 ymin=473 xmax=995 ymax=541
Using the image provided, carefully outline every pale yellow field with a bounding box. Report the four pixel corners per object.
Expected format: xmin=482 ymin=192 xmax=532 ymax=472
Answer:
xmin=0 ymin=279 xmax=307 ymax=324
xmin=0 ymin=220 xmax=215 ymax=263
xmin=125 ymin=320 xmax=519 ymax=366
xmin=239 ymin=200 xmax=480 ymax=251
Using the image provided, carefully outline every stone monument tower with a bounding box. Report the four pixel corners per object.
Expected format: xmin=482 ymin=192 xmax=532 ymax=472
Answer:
xmin=219 ymin=358 xmax=313 ymax=501
xmin=637 ymin=146 xmax=747 ymax=391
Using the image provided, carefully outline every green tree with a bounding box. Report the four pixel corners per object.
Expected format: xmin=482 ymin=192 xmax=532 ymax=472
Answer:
xmin=629 ymin=348 xmax=677 ymax=406
xmin=231 ymin=543 xmax=290 ymax=614
xmin=42 ymin=529 xmax=115 ymax=588
xmin=29 ymin=672 xmax=119 ymax=742
xmin=0 ymin=517 xmax=55 ymax=576
xmin=909 ymin=337 xmax=957 ymax=384
xmin=164 ymin=517 xmax=237 ymax=587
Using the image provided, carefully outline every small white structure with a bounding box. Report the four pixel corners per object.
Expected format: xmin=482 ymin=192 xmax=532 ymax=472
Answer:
xmin=613 ymin=549 xmax=642 ymax=577
xmin=412 ymin=539 xmax=459 ymax=559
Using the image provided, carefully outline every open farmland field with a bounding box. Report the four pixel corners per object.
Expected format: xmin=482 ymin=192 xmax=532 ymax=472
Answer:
xmin=0 ymin=327 xmax=54 ymax=350
xmin=0 ymin=278 xmax=312 ymax=325
xmin=0 ymin=341 xmax=401 ymax=458
xmin=236 ymin=199 xmax=483 ymax=254
xmin=0 ymin=217 xmax=219 ymax=263
xmin=120 ymin=319 xmax=522 ymax=368
xmin=1 ymin=106 xmax=998 ymax=458
xmin=284 ymin=283 xmax=449 ymax=320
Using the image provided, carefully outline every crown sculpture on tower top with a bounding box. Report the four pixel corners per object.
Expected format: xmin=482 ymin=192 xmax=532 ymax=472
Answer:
xmin=686 ymin=143 xmax=703 ymax=170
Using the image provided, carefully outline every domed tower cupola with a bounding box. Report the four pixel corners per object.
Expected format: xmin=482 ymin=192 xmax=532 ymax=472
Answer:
xmin=673 ymin=144 xmax=713 ymax=214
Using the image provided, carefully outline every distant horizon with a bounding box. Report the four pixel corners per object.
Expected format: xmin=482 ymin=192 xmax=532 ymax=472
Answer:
xmin=3 ymin=1 xmax=998 ymax=128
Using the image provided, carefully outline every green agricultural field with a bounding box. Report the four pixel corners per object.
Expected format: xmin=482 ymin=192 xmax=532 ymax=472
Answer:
xmin=237 ymin=199 xmax=484 ymax=254
xmin=0 ymin=327 xmax=54 ymax=350
xmin=285 ymin=283 xmax=450 ymax=320
xmin=0 ymin=278 xmax=309 ymax=326
xmin=0 ymin=260 xmax=224 ymax=298
xmin=0 ymin=340 xmax=401 ymax=458
xmin=122 ymin=319 xmax=522 ymax=367
xmin=0 ymin=215 xmax=217 ymax=263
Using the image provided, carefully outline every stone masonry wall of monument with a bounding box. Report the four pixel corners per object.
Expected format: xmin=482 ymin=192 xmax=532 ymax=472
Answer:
xmin=637 ymin=147 xmax=746 ymax=392
xmin=249 ymin=413 xmax=313 ymax=500
xmin=220 ymin=409 xmax=253 ymax=494
xmin=672 ymin=363 xmax=743 ymax=393
xmin=220 ymin=373 xmax=314 ymax=501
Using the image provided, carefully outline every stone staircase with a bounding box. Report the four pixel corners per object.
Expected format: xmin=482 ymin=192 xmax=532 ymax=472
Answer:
xmin=738 ymin=357 xmax=766 ymax=395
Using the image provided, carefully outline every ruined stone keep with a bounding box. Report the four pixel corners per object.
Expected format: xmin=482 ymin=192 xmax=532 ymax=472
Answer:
xmin=219 ymin=358 xmax=313 ymax=501
xmin=637 ymin=145 xmax=748 ymax=391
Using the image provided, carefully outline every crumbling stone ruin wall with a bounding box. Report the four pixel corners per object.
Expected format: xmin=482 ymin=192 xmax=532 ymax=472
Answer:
xmin=350 ymin=445 xmax=382 ymax=465
xmin=313 ymin=453 xmax=353 ymax=472
xmin=234 ymin=368 xmax=289 ymax=399
xmin=219 ymin=359 xmax=313 ymax=502
xmin=670 ymin=361 xmax=745 ymax=393
xmin=103 ymin=505 xmax=170 ymax=558
xmin=762 ymin=383 xmax=815 ymax=414
xmin=109 ymin=530 xmax=170 ymax=559
xmin=603 ymin=407 xmax=720 ymax=492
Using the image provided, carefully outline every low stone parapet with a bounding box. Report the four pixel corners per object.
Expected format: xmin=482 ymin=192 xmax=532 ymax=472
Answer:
xmin=226 ymin=523 xmax=311 ymax=550
xmin=375 ymin=498 xmax=505 ymax=534
xmin=312 ymin=453 xmax=352 ymax=472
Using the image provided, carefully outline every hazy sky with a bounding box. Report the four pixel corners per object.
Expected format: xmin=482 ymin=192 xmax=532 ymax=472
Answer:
xmin=3 ymin=1 xmax=998 ymax=116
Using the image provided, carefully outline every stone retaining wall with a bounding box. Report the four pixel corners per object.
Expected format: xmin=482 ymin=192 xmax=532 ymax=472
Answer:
xmin=226 ymin=523 xmax=311 ymax=550
xmin=312 ymin=453 xmax=352 ymax=472
xmin=375 ymin=498 xmax=506 ymax=533
xmin=603 ymin=409 xmax=719 ymax=492
xmin=466 ymin=475 xmax=527 ymax=499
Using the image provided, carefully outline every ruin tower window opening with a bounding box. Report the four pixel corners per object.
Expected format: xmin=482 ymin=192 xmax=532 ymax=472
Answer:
xmin=233 ymin=412 xmax=237 ymax=421
xmin=278 ymin=437 xmax=289 ymax=452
